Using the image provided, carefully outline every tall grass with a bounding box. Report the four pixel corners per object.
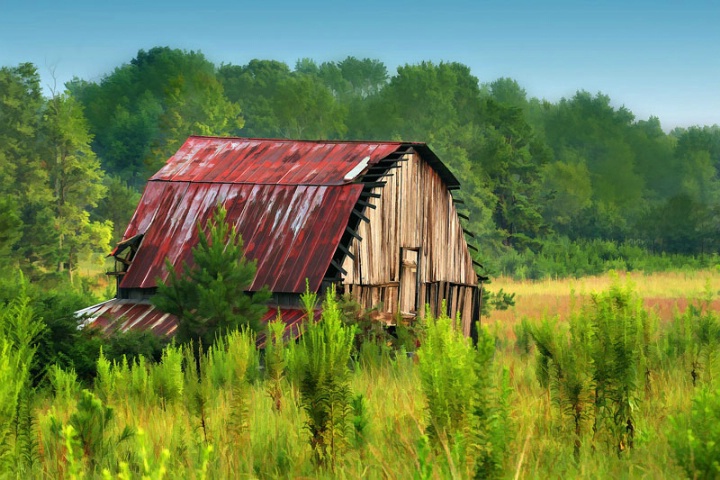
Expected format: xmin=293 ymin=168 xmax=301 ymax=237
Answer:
xmin=0 ymin=281 xmax=44 ymax=475
xmin=0 ymin=272 xmax=718 ymax=478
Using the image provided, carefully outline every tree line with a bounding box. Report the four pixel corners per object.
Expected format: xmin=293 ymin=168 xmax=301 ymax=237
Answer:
xmin=1 ymin=46 xmax=719 ymax=286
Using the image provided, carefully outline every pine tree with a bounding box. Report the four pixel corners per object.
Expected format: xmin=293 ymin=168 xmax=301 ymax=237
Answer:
xmin=152 ymin=205 xmax=271 ymax=347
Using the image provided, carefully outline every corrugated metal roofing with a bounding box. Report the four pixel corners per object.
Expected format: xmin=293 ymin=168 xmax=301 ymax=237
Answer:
xmin=118 ymin=181 xmax=363 ymax=292
xmin=77 ymin=299 xmax=309 ymax=340
xmin=77 ymin=299 xmax=179 ymax=336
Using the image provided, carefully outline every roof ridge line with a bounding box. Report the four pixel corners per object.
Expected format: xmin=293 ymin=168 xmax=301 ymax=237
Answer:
xmin=186 ymin=135 xmax=423 ymax=146
xmin=146 ymin=179 xmax=360 ymax=187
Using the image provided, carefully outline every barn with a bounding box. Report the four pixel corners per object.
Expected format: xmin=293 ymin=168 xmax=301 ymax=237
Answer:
xmin=79 ymin=137 xmax=485 ymax=337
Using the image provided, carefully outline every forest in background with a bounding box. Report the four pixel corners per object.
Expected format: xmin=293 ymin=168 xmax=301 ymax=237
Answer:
xmin=2 ymin=46 xmax=720 ymax=290
xmin=2 ymin=47 xmax=720 ymax=479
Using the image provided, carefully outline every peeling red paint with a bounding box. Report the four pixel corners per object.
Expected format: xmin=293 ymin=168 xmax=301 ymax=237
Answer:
xmin=119 ymin=182 xmax=364 ymax=292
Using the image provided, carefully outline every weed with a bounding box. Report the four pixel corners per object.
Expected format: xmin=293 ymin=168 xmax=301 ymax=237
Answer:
xmin=264 ymin=315 xmax=286 ymax=412
xmin=350 ymin=394 xmax=368 ymax=448
xmin=51 ymin=389 xmax=134 ymax=472
xmin=513 ymin=317 xmax=533 ymax=356
xmin=297 ymin=285 xmax=355 ymax=469
xmin=417 ymin=306 xmax=509 ymax=478
xmin=669 ymin=385 xmax=720 ymax=479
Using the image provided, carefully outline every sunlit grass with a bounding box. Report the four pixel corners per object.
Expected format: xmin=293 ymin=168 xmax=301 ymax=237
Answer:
xmin=14 ymin=270 xmax=720 ymax=478
xmin=487 ymin=269 xmax=720 ymax=327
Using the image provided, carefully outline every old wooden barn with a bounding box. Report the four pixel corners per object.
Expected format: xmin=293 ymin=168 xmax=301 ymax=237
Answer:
xmin=79 ymin=137 xmax=485 ymax=337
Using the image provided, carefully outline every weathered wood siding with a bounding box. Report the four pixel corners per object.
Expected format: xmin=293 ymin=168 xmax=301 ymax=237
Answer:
xmin=342 ymin=150 xmax=478 ymax=334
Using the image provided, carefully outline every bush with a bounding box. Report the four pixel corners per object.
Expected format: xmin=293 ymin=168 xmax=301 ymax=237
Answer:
xmin=0 ymin=341 xmax=26 ymax=467
xmin=297 ymin=285 xmax=355 ymax=468
xmin=664 ymin=295 xmax=720 ymax=385
xmin=513 ymin=317 xmax=533 ymax=356
xmin=417 ymin=307 xmax=509 ymax=478
xmin=337 ymin=293 xmax=393 ymax=355
xmin=0 ymin=282 xmax=44 ymax=473
xmin=529 ymin=277 xmax=653 ymax=457
xmin=670 ymin=386 xmax=720 ymax=479
xmin=102 ymin=329 xmax=167 ymax=365
xmin=264 ymin=316 xmax=287 ymax=411
xmin=492 ymin=236 xmax=715 ymax=280
xmin=50 ymin=389 xmax=134 ymax=472
xmin=531 ymin=315 xmax=593 ymax=458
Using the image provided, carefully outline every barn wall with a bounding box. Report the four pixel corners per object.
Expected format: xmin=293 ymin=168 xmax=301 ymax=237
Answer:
xmin=341 ymin=151 xmax=478 ymax=334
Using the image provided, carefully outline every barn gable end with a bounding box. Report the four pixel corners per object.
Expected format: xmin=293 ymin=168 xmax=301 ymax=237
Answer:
xmin=341 ymin=149 xmax=480 ymax=336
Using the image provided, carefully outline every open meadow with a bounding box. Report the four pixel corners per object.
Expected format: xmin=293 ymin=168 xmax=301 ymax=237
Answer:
xmin=1 ymin=270 xmax=719 ymax=479
xmin=487 ymin=269 xmax=720 ymax=329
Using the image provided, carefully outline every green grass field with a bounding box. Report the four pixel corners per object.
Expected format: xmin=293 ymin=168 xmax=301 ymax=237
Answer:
xmin=2 ymin=270 xmax=719 ymax=478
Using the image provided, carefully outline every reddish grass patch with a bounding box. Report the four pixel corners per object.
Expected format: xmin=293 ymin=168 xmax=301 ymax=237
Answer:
xmin=485 ymin=294 xmax=720 ymax=326
xmin=644 ymin=297 xmax=720 ymax=323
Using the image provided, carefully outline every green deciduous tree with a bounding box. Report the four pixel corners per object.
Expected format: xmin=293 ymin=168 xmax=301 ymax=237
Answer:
xmin=71 ymin=47 xmax=242 ymax=186
xmin=92 ymin=175 xmax=141 ymax=244
xmin=541 ymin=91 xmax=646 ymax=240
xmin=152 ymin=205 xmax=271 ymax=347
xmin=472 ymin=99 xmax=552 ymax=250
xmin=0 ymin=64 xmax=45 ymax=271
xmin=540 ymin=152 xmax=593 ymax=234
xmin=220 ymin=60 xmax=346 ymax=139
xmin=40 ymin=92 xmax=112 ymax=279
xmin=147 ymin=55 xmax=243 ymax=172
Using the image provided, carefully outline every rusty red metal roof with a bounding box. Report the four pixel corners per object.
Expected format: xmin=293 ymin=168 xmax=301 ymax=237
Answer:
xmin=77 ymin=299 xmax=179 ymax=336
xmin=152 ymin=136 xmax=404 ymax=185
xmin=78 ymin=299 xmax=309 ymax=340
xmin=114 ymin=137 xmax=459 ymax=294
xmin=115 ymin=137 xmax=423 ymax=294
xmin=119 ymin=181 xmax=363 ymax=292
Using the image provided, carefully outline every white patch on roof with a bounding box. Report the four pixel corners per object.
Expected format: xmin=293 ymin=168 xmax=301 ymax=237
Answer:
xmin=344 ymin=156 xmax=371 ymax=182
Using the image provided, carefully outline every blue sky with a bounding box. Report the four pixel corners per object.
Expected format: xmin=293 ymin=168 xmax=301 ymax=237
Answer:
xmin=1 ymin=0 xmax=719 ymax=131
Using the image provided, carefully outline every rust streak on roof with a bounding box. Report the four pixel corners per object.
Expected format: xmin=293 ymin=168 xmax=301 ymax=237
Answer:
xmin=119 ymin=182 xmax=363 ymax=292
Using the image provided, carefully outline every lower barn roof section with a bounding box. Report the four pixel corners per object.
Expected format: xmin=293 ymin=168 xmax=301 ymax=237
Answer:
xmin=77 ymin=299 xmax=309 ymax=341
xmin=118 ymin=181 xmax=364 ymax=293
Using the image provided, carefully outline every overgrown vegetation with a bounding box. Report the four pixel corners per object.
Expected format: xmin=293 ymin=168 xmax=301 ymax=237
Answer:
xmin=3 ymin=42 xmax=719 ymax=479
xmin=296 ymin=286 xmax=355 ymax=469
xmin=529 ymin=277 xmax=654 ymax=458
xmin=670 ymin=385 xmax=720 ymax=479
xmin=417 ymin=305 xmax=510 ymax=477
xmin=0 ymin=273 xmax=716 ymax=477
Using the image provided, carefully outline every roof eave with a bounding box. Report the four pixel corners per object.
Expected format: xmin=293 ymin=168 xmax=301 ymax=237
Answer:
xmin=402 ymin=143 xmax=461 ymax=189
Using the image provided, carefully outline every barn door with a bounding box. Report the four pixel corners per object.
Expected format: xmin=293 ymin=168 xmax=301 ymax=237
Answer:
xmin=399 ymin=248 xmax=420 ymax=317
